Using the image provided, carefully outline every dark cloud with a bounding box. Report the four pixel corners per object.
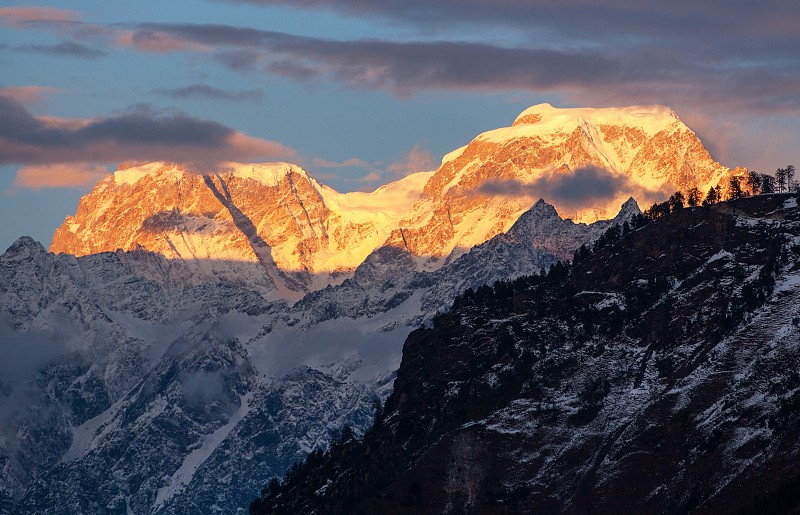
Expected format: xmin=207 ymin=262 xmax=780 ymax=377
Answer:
xmin=214 ymin=0 xmax=800 ymax=55
xmin=154 ymin=84 xmax=264 ymax=102
xmin=478 ymin=166 xmax=664 ymax=210
xmin=132 ymin=22 xmax=276 ymax=48
xmin=0 ymin=95 xmax=292 ymax=165
xmin=7 ymin=12 xmax=800 ymax=117
xmin=126 ymin=24 xmax=635 ymax=90
xmin=540 ymin=166 xmax=630 ymax=204
xmin=214 ymin=49 xmax=261 ymax=70
xmin=117 ymin=23 xmax=800 ymax=116
xmin=17 ymin=40 xmax=106 ymax=58
xmin=5 ymin=7 xmax=800 ymax=173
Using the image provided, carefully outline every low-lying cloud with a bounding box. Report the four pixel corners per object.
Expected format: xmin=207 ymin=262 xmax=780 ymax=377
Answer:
xmin=478 ymin=165 xmax=665 ymax=211
xmin=12 ymin=163 xmax=110 ymax=189
xmin=0 ymin=320 xmax=75 ymax=448
xmin=0 ymin=322 xmax=72 ymax=385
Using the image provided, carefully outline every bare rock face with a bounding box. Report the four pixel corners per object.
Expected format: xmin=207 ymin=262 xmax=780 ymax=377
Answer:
xmin=50 ymin=104 xmax=739 ymax=297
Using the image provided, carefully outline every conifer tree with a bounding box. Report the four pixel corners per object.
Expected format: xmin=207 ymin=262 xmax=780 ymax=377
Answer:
xmin=702 ymin=186 xmax=718 ymax=206
xmin=746 ymin=170 xmax=761 ymax=195
xmin=668 ymin=191 xmax=685 ymax=210
xmin=776 ymin=167 xmax=787 ymax=193
xmin=728 ymin=176 xmax=743 ymax=200
xmin=686 ymin=187 xmax=701 ymax=207
xmin=760 ymin=173 xmax=775 ymax=194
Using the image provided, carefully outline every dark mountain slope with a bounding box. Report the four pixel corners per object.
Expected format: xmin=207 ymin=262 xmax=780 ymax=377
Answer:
xmin=251 ymin=193 xmax=800 ymax=514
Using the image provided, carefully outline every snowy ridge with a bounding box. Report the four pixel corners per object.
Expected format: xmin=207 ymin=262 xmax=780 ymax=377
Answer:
xmin=152 ymin=391 xmax=254 ymax=510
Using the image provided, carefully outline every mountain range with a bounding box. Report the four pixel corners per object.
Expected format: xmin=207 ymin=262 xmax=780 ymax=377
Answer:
xmin=1 ymin=104 xmax=741 ymax=513
xmin=50 ymin=103 xmax=740 ymax=297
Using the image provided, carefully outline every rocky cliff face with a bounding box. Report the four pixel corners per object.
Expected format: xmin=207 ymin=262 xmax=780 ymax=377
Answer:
xmin=252 ymin=194 xmax=800 ymax=514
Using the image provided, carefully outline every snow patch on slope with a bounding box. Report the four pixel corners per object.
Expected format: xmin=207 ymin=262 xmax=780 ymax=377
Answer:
xmin=319 ymin=171 xmax=433 ymax=225
xmin=152 ymin=391 xmax=255 ymax=511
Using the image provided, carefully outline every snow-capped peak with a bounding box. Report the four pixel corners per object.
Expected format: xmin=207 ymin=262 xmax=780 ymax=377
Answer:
xmin=112 ymin=161 xmax=311 ymax=188
xmin=615 ymin=197 xmax=642 ymax=220
xmin=511 ymin=103 xmax=681 ymax=134
xmin=3 ymin=236 xmax=48 ymax=260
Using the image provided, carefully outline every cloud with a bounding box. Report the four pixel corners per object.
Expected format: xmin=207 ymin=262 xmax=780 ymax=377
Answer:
xmin=115 ymin=29 xmax=208 ymax=53
xmin=0 ymin=321 xmax=72 ymax=385
xmin=181 ymin=370 xmax=229 ymax=407
xmin=123 ymin=24 xmax=625 ymax=93
xmin=308 ymin=145 xmax=434 ymax=186
xmin=4 ymin=6 xmax=798 ymax=175
xmin=154 ymin=84 xmax=264 ymax=102
xmin=0 ymin=95 xmax=294 ymax=166
xmin=8 ymin=12 xmax=800 ymax=117
xmin=478 ymin=165 xmax=665 ymax=211
xmin=311 ymin=157 xmax=370 ymax=169
xmin=0 ymin=7 xmax=79 ymax=27
xmin=17 ymin=40 xmax=106 ymax=58
xmin=0 ymin=85 xmax=58 ymax=105
xmin=103 ymin=22 xmax=800 ymax=118
xmin=357 ymin=171 xmax=382 ymax=183
xmin=0 ymin=319 xmax=75 ymax=447
xmin=12 ymin=163 xmax=110 ymax=190
xmin=386 ymin=144 xmax=435 ymax=177
xmin=214 ymin=1 xmax=800 ymax=51
xmin=214 ymin=49 xmax=262 ymax=70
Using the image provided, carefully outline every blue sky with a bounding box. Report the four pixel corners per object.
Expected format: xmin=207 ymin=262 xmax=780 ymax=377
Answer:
xmin=1 ymin=0 xmax=799 ymax=250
